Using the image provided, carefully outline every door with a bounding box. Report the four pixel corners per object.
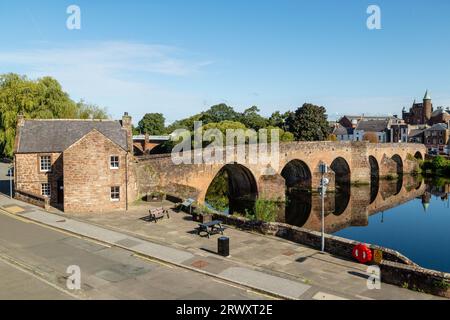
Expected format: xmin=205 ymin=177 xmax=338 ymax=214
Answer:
xmin=57 ymin=179 xmax=64 ymax=205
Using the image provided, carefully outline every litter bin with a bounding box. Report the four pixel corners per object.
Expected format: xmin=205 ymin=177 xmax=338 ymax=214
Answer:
xmin=218 ymin=237 xmax=230 ymax=257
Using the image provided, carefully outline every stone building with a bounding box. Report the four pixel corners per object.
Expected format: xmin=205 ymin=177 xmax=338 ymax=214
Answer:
xmin=423 ymin=123 xmax=450 ymax=154
xmin=14 ymin=113 xmax=135 ymax=213
xmin=402 ymin=90 xmax=450 ymax=125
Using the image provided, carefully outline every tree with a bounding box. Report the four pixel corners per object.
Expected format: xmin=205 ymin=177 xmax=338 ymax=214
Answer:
xmin=199 ymin=104 xmax=240 ymax=124
xmin=75 ymin=100 xmax=109 ymax=119
xmin=268 ymin=111 xmax=293 ymax=132
xmin=165 ymin=114 xmax=202 ymax=133
xmin=138 ymin=113 xmax=166 ymax=135
xmin=290 ymin=103 xmax=329 ymax=141
xmin=363 ymin=132 xmax=379 ymax=143
xmin=0 ymin=73 xmax=108 ymax=157
xmin=239 ymin=106 xmax=268 ymax=131
xmin=264 ymin=126 xmax=294 ymax=143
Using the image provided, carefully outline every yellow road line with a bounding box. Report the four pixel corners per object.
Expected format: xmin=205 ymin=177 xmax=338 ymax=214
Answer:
xmin=0 ymin=208 xmax=111 ymax=248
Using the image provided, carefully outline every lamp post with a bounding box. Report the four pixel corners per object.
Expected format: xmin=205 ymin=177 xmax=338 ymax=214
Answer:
xmin=8 ymin=166 xmax=13 ymax=199
xmin=319 ymin=163 xmax=329 ymax=253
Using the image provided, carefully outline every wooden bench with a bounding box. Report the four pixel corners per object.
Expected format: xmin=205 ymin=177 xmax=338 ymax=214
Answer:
xmin=177 ymin=198 xmax=195 ymax=213
xmin=197 ymin=220 xmax=224 ymax=238
xmin=149 ymin=207 xmax=170 ymax=223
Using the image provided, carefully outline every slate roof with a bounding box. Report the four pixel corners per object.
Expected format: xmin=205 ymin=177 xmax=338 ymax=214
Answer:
xmin=332 ymin=124 xmax=353 ymax=135
xmin=426 ymin=123 xmax=449 ymax=131
xmin=355 ymin=120 xmax=389 ymax=132
xmin=409 ymin=129 xmax=425 ymax=138
xmin=16 ymin=120 xmax=128 ymax=153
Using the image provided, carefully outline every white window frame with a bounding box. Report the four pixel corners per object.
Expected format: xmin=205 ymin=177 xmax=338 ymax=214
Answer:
xmin=40 ymin=155 xmax=51 ymax=172
xmin=41 ymin=183 xmax=50 ymax=197
xmin=110 ymin=156 xmax=120 ymax=169
xmin=110 ymin=186 xmax=120 ymax=202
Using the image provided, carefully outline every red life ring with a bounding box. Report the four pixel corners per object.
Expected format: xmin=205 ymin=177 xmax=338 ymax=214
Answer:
xmin=352 ymin=244 xmax=373 ymax=264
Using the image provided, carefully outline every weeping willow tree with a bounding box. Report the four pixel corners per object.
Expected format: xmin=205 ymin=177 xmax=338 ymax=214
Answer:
xmin=0 ymin=73 xmax=109 ymax=157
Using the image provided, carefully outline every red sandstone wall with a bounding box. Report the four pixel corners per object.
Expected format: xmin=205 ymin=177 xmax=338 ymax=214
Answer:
xmin=63 ymin=130 xmax=128 ymax=213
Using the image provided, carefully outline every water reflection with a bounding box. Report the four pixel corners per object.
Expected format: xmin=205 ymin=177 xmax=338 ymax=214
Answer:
xmin=278 ymin=175 xmax=428 ymax=233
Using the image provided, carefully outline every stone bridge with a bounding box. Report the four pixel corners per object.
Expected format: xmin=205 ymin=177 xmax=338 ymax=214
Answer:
xmin=132 ymin=141 xmax=426 ymax=204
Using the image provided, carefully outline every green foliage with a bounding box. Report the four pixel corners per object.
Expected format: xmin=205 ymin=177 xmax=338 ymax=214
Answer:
xmin=138 ymin=113 xmax=166 ymax=135
xmin=268 ymin=111 xmax=292 ymax=131
xmin=166 ymin=114 xmax=202 ymax=133
xmin=432 ymin=156 xmax=447 ymax=170
xmin=246 ymin=198 xmax=278 ymax=223
xmin=264 ymin=126 xmax=294 ymax=143
xmin=239 ymin=106 xmax=268 ymax=131
xmin=290 ymin=103 xmax=330 ymax=141
xmin=0 ymin=73 xmax=108 ymax=157
xmin=200 ymin=104 xmax=240 ymax=124
xmin=205 ymin=170 xmax=229 ymax=212
xmin=421 ymin=156 xmax=450 ymax=177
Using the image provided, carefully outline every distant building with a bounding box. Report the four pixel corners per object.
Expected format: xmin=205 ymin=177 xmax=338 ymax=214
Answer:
xmin=402 ymin=90 xmax=450 ymax=125
xmin=338 ymin=115 xmax=398 ymax=130
xmin=353 ymin=119 xmax=390 ymax=143
xmin=336 ymin=115 xmax=407 ymax=143
xmin=423 ymin=123 xmax=450 ymax=154
xmin=332 ymin=123 xmax=353 ymax=141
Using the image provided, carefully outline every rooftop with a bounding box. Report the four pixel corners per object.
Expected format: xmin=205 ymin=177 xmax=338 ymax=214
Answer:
xmin=16 ymin=119 xmax=128 ymax=153
xmin=355 ymin=119 xmax=390 ymax=132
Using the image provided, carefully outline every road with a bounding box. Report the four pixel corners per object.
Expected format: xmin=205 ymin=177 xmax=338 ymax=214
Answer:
xmin=0 ymin=193 xmax=268 ymax=300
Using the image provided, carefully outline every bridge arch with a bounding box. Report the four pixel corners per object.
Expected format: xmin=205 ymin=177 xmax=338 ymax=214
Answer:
xmin=330 ymin=157 xmax=351 ymax=215
xmin=414 ymin=151 xmax=423 ymax=160
xmin=392 ymin=154 xmax=403 ymax=176
xmin=205 ymin=163 xmax=258 ymax=214
xmin=369 ymin=156 xmax=380 ymax=204
xmin=281 ymin=160 xmax=312 ymax=190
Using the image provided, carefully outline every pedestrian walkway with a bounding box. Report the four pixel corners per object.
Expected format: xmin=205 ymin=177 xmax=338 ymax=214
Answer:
xmin=0 ymin=195 xmax=440 ymax=300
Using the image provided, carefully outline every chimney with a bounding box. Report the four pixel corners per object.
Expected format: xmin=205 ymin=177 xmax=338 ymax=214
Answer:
xmin=121 ymin=112 xmax=133 ymax=153
xmin=17 ymin=114 xmax=25 ymax=127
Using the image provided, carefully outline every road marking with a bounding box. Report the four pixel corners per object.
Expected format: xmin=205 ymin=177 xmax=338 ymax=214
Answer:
xmin=3 ymin=205 xmax=25 ymax=214
xmin=133 ymin=253 xmax=174 ymax=269
xmin=0 ymin=208 xmax=111 ymax=249
xmin=313 ymin=292 xmax=348 ymax=300
xmin=0 ymin=252 xmax=80 ymax=300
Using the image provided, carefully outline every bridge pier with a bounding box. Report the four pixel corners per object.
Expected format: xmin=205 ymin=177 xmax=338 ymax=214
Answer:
xmin=257 ymin=174 xmax=286 ymax=202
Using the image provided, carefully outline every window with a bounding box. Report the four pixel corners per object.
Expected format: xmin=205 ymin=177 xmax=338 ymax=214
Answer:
xmin=110 ymin=156 xmax=119 ymax=169
xmin=111 ymin=186 xmax=120 ymax=201
xmin=40 ymin=155 xmax=51 ymax=172
xmin=41 ymin=183 xmax=50 ymax=197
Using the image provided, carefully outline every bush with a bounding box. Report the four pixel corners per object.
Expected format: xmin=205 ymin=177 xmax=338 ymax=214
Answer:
xmin=246 ymin=198 xmax=278 ymax=223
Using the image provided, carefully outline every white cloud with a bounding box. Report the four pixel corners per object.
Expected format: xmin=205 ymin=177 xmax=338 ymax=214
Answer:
xmin=0 ymin=41 xmax=213 ymax=122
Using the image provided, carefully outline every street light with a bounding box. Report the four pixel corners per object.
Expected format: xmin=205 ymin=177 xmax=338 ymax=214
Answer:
xmin=8 ymin=166 xmax=13 ymax=199
xmin=319 ymin=163 xmax=329 ymax=253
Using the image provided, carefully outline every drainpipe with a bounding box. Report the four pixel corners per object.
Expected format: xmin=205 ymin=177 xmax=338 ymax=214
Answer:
xmin=125 ymin=153 xmax=128 ymax=211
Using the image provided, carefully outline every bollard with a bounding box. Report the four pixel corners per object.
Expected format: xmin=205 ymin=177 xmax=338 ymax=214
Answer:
xmin=218 ymin=237 xmax=230 ymax=257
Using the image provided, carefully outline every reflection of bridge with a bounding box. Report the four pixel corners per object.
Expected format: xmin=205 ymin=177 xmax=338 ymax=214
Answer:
xmin=133 ymin=141 xmax=426 ymax=204
xmin=294 ymin=175 xmax=426 ymax=234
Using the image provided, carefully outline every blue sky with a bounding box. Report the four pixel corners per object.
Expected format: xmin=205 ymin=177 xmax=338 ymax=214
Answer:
xmin=1 ymin=0 xmax=450 ymax=123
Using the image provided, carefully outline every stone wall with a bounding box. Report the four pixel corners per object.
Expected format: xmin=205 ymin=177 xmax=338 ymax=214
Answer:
xmin=210 ymin=212 xmax=450 ymax=298
xmin=14 ymin=152 xmax=63 ymax=208
xmin=14 ymin=189 xmax=50 ymax=210
xmin=63 ymin=130 xmax=129 ymax=213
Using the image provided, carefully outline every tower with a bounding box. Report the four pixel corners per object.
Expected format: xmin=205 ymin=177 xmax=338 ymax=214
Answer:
xmin=423 ymin=90 xmax=432 ymax=123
